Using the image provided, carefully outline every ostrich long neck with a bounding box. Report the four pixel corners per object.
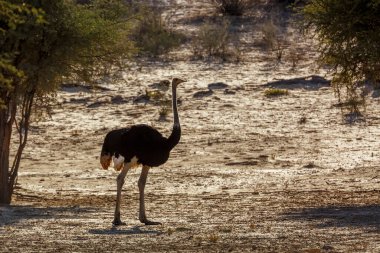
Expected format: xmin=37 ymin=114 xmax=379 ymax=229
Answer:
xmin=167 ymin=84 xmax=181 ymax=150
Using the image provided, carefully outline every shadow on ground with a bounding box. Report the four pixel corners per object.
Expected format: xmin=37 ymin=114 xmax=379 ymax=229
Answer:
xmin=263 ymin=75 xmax=330 ymax=90
xmin=0 ymin=204 xmax=98 ymax=226
xmin=89 ymin=225 xmax=163 ymax=235
xmin=282 ymin=204 xmax=380 ymax=233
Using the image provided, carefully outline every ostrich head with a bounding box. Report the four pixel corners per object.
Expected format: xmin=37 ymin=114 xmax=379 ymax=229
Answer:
xmin=100 ymin=153 xmax=111 ymax=170
xmin=172 ymin=78 xmax=186 ymax=88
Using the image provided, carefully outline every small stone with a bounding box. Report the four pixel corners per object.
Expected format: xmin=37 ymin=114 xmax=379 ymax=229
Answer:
xmin=208 ymin=82 xmax=229 ymax=90
xmin=111 ymin=95 xmax=124 ymax=104
xmin=224 ymin=89 xmax=236 ymax=95
xmin=193 ymin=89 xmax=213 ymax=98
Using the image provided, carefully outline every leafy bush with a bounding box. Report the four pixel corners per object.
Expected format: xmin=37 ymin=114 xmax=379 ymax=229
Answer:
xmin=212 ymin=0 xmax=255 ymax=16
xmin=133 ymin=8 xmax=184 ymax=57
xmin=301 ymin=0 xmax=380 ymax=114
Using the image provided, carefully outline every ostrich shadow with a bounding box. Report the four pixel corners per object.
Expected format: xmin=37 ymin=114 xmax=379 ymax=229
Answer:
xmin=89 ymin=225 xmax=163 ymax=235
xmin=281 ymin=204 xmax=380 ymax=233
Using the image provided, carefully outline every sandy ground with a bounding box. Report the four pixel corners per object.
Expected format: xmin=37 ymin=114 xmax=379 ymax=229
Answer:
xmin=1 ymin=1 xmax=379 ymax=252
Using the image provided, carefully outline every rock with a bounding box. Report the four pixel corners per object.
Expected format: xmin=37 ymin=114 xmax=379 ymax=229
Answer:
xmin=61 ymin=83 xmax=111 ymax=93
xmin=208 ymin=82 xmax=229 ymax=90
xmin=133 ymin=94 xmax=150 ymax=104
xmin=68 ymin=97 xmax=90 ymax=104
xmin=111 ymin=95 xmax=125 ymax=104
xmin=149 ymin=80 xmax=170 ymax=91
xmin=322 ymin=245 xmax=334 ymax=252
xmin=303 ymin=162 xmax=315 ymax=168
xmin=224 ymin=89 xmax=236 ymax=95
xmin=193 ymin=89 xmax=213 ymax=98
xmin=87 ymin=101 xmax=108 ymax=108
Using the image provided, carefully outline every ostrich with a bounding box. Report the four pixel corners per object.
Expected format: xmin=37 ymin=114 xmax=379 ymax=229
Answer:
xmin=100 ymin=78 xmax=186 ymax=226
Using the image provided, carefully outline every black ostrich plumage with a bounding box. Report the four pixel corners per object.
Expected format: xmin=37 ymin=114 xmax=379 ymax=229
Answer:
xmin=101 ymin=124 xmax=181 ymax=167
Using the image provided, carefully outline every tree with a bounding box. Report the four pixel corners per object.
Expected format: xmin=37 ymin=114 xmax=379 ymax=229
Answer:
xmin=301 ymin=0 xmax=380 ymax=114
xmin=0 ymin=0 xmax=137 ymax=204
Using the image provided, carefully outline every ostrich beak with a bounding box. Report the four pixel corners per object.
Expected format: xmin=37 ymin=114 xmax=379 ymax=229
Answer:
xmin=100 ymin=154 xmax=111 ymax=170
xmin=177 ymin=78 xmax=187 ymax=85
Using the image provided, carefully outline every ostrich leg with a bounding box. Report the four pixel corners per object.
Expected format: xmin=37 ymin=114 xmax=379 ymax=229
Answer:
xmin=138 ymin=166 xmax=161 ymax=225
xmin=113 ymin=163 xmax=131 ymax=226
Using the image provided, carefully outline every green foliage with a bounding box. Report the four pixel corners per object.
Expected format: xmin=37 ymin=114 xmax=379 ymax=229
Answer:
xmin=0 ymin=1 xmax=44 ymax=107
xmin=133 ymin=7 xmax=184 ymax=57
xmin=1 ymin=0 xmax=136 ymax=105
xmin=301 ymin=0 xmax=380 ymax=113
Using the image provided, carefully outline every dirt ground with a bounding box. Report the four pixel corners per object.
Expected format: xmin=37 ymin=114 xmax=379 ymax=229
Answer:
xmin=0 ymin=1 xmax=379 ymax=252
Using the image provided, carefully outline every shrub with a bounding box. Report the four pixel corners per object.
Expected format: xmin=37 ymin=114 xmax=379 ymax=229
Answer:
xmin=301 ymin=0 xmax=380 ymax=114
xmin=212 ymin=0 xmax=255 ymax=16
xmin=133 ymin=7 xmax=184 ymax=57
xmin=158 ymin=105 xmax=170 ymax=120
xmin=261 ymin=20 xmax=280 ymax=50
xmin=260 ymin=19 xmax=288 ymax=63
xmin=287 ymin=46 xmax=304 ymax=69
xmin=192 ymin=20 xmax=241 ymax=61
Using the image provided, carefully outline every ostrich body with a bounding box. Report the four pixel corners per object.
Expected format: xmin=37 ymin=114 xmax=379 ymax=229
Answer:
xmin=100 ymin=78 xmax=185 ymax=226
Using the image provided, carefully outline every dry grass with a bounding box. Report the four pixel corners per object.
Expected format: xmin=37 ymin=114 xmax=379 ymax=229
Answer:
xmin=207 ymin=233 xmax=219 ymax=243
xmin=145 ymin=89 xmax=165 ymax=101
xmin=158 ymin=105 xmax=170 ymax=119
xmin=264 ymin=88 xmax=289 ymax=97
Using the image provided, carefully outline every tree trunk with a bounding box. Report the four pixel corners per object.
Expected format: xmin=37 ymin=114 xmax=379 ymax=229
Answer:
xmin=0 ymin=109 xmax=12 ymax=204
xmin=0 ymin=90 xmax=34 ymax=204
xmin=8 ymin=91 xmax=34 ymax=198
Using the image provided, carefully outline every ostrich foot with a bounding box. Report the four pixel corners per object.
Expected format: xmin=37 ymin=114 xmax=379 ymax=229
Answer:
xmin=112 ymin=212 xmax=126 ymax=226
xmin=140 ymin=218 xmax=162 ymax=225
xmin=112 ymin=217 xmax=126 ymax=226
